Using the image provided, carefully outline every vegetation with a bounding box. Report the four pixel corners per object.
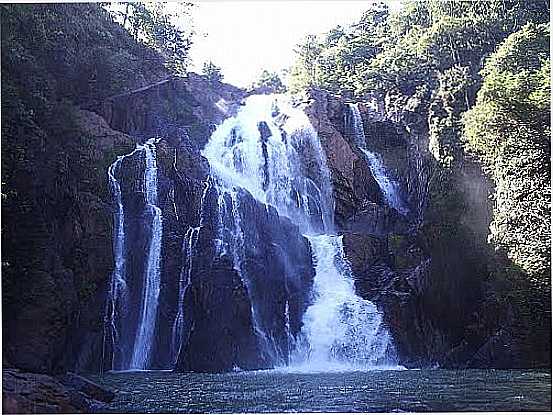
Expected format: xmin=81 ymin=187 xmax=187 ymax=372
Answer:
xmin=202 ymin=61 xmax=224 ymax=83
xmin=104 ymin=2 xmax=194 ymax=75
xmin=289 ymin=0 xmax=550 ymax=356
xmin=250 ymin=69 xmax=286 ymax=93
xmin=463 ymin=23 xmax=550 ymax=288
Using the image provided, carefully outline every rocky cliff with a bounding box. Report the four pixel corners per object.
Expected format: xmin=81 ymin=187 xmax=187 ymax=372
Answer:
xmin=2 ymin=8 xmax=550 ymax=414
xmin=300 ymin=87 xmax=549 ymax=369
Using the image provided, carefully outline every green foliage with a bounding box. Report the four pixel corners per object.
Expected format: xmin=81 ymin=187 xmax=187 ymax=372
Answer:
xmin=202 ymin=61 xmax=224 ymax=83
xmin=1 ymin=3 xmax=169 ymax=105
xmin=428 ymin=65 xmax=473 ymax=167
xmin=251 ymin=70 xmax=286 ymax=93
xmin=287 ymin=0 xmax=550 ymax=327
xmin=289 ymin=0 xmax=549 ymax=98
xmin=104 ymin=2 xmax=195 ymax=75
xmin=463 ymin=23 xmax=550 ymax=287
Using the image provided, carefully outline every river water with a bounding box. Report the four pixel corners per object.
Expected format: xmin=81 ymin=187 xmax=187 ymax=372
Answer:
xmin=91 ymin=369 xmax=551 ymax=413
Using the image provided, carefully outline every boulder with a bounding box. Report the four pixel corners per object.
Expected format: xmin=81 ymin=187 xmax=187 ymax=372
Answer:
xmin=2 ymin=369 xmax=113 ymax=414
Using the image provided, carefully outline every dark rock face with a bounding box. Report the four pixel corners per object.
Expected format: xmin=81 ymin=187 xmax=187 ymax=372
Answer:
xmin=98 ymin=74 xmax=246 ymax=149
xmin=3 ymin=109 xmax=134 ymax=375
xmin=2 ymin=369 xmax=113 ymax=414
xmin=301 ymin=89 xmax=385 ymax=228
xmin=97 ymin=75 xmax=232 ymax=371
xmin=308 ymin=88 xmax=547 ymax=369
xmin=233 ymin=189 xmax=314 ymax=365
xmin=176 ymin=186 xmax=314 ymax=372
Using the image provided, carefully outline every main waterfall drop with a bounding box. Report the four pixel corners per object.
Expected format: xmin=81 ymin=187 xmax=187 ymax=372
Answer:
xmin=202 ymin=94 xmax=397 ymax=370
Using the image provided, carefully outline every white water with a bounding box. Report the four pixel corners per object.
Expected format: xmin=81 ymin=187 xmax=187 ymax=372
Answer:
xmin=107 ymin=138 xmax=163 ymax=371
xmin=203 ymin=94 xmax=333 ymax=233
xmin=292 ymin=234 xmax=395 ymax=371
xmin=348 ymin=103 xmax=409 ymax=216
xmin=171 ymin=226 xmax=199 ymax=363
xmin=130 ymin=138 xmax=163 ymax=369
xmin=107 ymin=149 xmax=138 ymax=370
xmin=203 ymin=94 xmax=335 ymax=363
xmin=202 ymin=94 xmax=396 ymax=370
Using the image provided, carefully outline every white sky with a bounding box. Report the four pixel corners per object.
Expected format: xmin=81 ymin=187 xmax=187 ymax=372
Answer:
xmin=186 ymin=1 xmax=402 ymax=87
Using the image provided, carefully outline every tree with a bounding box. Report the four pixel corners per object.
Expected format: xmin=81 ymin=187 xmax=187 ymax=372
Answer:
xmin=104 ymin=2 xmax=194 ymax=75
xmin=463 ymin=23 xmax=550 ymax=287
xmin=202 ymin=61 xmax=223 ymax=83
xmin=251 ymin=70 xmax=286 ymax=93
xmin=288 ymin=34 xmax=323 ymax=93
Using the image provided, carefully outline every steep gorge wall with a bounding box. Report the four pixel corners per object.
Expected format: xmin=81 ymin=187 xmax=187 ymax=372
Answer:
xmin=302 ymin=87 xmax=548 ymax=369
xmin=3 ymin=68 xmax=548 ymax=376
xmin=2 ymin=3 xmax=548 ymax=378
xmin=83 ymin=76 xmax=316 ymax=373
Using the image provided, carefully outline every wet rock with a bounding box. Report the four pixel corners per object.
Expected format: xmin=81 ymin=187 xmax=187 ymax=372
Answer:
xmin=301 ymin=89 xmax=384 ymax=228
xmin=176 ymin=187 xmax=315 ymax=373
xmin=345 ymin=202 xmax=409 ymax=236
xmin=57 ymin=372 xmax=115 ymax=403
xmin=176 ymin=254 xmax=266 ymax=373
xmin=99 ymin=73 xmax=246 ymax=148
xmin=236 ymin=189 xmax=315 ymax=362
xmin=2 ymin=369 xmax=113 ymax=414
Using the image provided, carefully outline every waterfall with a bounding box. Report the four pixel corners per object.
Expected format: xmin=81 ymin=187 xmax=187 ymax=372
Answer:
xmin=130 ymin=139 xmax=163 ymax=369
xmin=202 ymin=94 xmax=396 ymax=370
xmin=293 ymin=234 xmax=394 ymax=370
xmin=106 ymin=151 xmax=136 ymax=371
xmin=348 ymin=103 xmax=409 ymax=216
xmin=106 ymin=138 xmax=163 ymax=371
xmin=171 ymin=226 xmax=199 ymax=364
xmin=171 ymin=177 xmax=211 ymax=364
xmin=203 ymin=94 xmax=335 ymax=364
xmin=203 ymin=94 xmax=333 ymax=234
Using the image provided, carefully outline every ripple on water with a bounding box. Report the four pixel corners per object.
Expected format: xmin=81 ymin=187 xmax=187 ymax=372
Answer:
xmin=90 ymin=368 xmax=552 ymax=413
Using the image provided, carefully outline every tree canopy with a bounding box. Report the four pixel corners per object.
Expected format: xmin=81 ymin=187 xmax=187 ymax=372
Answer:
xmin=463 ymin=23 xmax=550 ymax=287
xmin=104 ymin=2 xmax=194 ymax=75
xmin=202 ymin=61 xmax=224 ymax=83
xmin=250 ymin=70 xmax=286 ymax=93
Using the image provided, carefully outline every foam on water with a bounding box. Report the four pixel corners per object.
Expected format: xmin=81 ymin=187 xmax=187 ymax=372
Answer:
xmin=202 ymin=94 xmax=398 ymax=371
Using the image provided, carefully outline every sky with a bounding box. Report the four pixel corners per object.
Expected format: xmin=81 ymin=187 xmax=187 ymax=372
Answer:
xmin=186 ymin=1 xmax=402 ymax=87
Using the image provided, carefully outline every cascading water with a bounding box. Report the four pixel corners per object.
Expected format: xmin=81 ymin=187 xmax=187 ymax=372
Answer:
xmin=202 ymin=94 xmax=397 ymax=370
xmin=348 ymin=103 xmax=409 ymax=216
xmin=292 ymin=234 xmax=394 ymax=370
xmin=171 ymin=226 xmax=199 ymax=363
xmin=131 ymin=139 xmax=163 ymax=369
xmin=204 ymin=94 xmax=333 ymax=234
xmin=106 ymin=138 xmax=163 ymax=371
xmin=203 ymin=94 xmax=335 ymax=364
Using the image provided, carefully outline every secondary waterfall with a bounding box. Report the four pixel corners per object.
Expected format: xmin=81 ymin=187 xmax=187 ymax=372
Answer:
xmin=106 ymin=138 xmax=163 ymax=371
xmin=171 ymin=226 xmax=199 ymax=363
xmin=348 ymin=103 xmax=409 ymax=216
xmin=202 ymin=94 xmax=396 ymax=370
